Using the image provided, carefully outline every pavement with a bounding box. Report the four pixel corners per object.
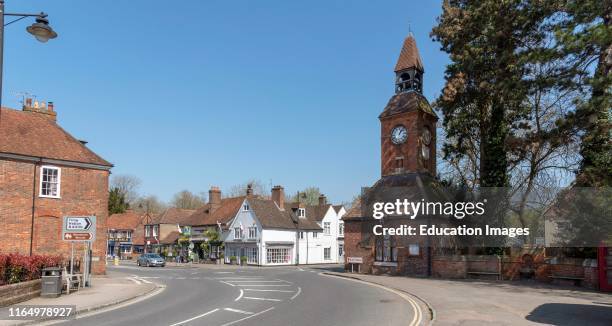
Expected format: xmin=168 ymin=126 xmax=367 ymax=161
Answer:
xmin=0 ymin=272 xmax=160 ymax=326
xmin=325 ymin=271 xmax=612 ymax=326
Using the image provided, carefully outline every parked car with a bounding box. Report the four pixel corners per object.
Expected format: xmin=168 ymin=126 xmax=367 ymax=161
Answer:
xmin=137 ymin=253 xmax=165 ymax=267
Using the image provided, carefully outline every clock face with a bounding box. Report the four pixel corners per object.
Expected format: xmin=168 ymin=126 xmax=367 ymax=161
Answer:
xmin=422 ymin=127 xmax=432 ymax=146
xmin=391 ymin=125 xmax=408 ymax=145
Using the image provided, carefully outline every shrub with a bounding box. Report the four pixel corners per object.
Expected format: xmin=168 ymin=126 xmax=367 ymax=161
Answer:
xmin=229 ymin=256 xmax=237 ymax=263
xmin=240 ymin=256 xmax=248 ymax=264
xmin=0 ymin=253 xmax=63 ymax=285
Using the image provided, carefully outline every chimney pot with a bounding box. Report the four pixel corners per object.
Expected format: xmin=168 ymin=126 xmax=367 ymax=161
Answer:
xmin=48 ymin=101 xmax=54 ymax=111
xmin=246 ymin=184 xmax=253 ymax=196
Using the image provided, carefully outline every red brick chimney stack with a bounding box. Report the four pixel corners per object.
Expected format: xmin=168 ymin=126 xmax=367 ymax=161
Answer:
xmin=209 ymin=186 xmax=221 ymax=212
xmin=22 ymin=97 xmax=57 ymax=122
xmin=271 ymin=185 xmax=285 ymax=210
xmin=318 ymin=194 xmax=327 ymax=207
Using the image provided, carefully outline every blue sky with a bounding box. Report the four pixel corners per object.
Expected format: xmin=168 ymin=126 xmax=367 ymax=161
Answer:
xmin=4 ymin=0 xmax=449 ymax=203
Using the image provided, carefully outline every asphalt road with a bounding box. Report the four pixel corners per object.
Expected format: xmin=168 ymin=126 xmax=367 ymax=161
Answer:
xmin=60 ymin=263 xmax=419 ymax=326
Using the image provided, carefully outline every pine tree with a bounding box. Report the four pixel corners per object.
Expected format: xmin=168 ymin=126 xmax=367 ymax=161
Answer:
xmin=108 ymin=187 xmax=129 ymax=215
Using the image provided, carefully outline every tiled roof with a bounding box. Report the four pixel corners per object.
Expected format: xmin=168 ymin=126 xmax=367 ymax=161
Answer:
xmin=159 ymin=231 xmax=181 ymax=244
xmin=379 ymin=91 xmax=437 ymax=119
xmin=250 ymin=198 xmax=298 ymax=229
xmin=394 ymin=34 xmax=424 ymax=72
xmin=153 ymin=208 xmax=196 ymax=225
xmin=187 ymin=196 xmax=245 ymax=227
xmin=107 ymin=210 xmax=145 ymax=230
xmin=333 ymin=205 xmax=344 ymax=214
xmin=343 ymin=197 xmax=362 ymax=221
xmin=0 ymin=107 xmax=112 ymax=167
xmin=132 ymin=224 xmax=145 ymax=246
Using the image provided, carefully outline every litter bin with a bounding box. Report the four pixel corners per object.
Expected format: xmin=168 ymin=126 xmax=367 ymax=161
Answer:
xmin=41 ymin=267 xmax=63 ymax=298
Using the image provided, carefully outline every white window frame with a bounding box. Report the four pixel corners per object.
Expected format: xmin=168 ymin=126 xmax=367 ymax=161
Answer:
xmin=313 ymin=232 xmax=318 ymax=238
xmin=153 ymin=225 xmax=158 ymax=237
xmin=248 ymin=226 xmax=257 ymax=239
xmin=298 ymin=208 xmax=305 ymax=217
xmin=39 ymin=166 xmax=61 ymax=198
xmin=243 ymin=203 xmax=250 ymax=211
xmin=324 ymin=247 xmax=331 ymax=260
xmin=323 ymin=222 xmax=331 ymax=235
xmin=234 ymin=227 xmax=243 ymax=239
xmin=246 ymin=247 xmax=258 ymax=264
xmin=339 ymin=222 xmax=344 ymax=236
xmin=145 ymin=226 xmax=150 ymax=237
xmin=299 ymin=231 xmax=305 ymax=239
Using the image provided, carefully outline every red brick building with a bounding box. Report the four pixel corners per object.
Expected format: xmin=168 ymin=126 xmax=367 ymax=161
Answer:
xmin=0 ymin=102 xmax=112 ymax=274
xmin=343 ymin=33 xmax=441 ymax=276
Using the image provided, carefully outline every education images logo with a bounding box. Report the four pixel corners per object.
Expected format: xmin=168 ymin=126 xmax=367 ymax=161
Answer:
xmin=370 ymin=199 xmax=530 ymax=238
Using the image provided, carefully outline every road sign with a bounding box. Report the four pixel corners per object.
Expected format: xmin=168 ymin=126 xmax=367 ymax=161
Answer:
xmin=347 ymin=257 xmax=363 ymax=264
xmin=62 ymin=216 xmax=96 ymax=242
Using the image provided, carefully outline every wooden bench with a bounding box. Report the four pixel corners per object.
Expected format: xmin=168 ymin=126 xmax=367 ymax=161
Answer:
xmin=467 ymin=271 xmax=501 ymax=280
xmin=550 ymin=275 xmax=584 ymax=286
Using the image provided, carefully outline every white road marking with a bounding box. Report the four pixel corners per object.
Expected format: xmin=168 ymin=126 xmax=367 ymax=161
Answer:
xmin=290 ymin=287 xmax=302 ymax=300
xmin=216 ymin=277 xmax=264 ymax=280
xmin=215 ymin=271 xmax=234 ymax=274
xmin=297 ymin=267 xmax=305 ymax=271
xmin=126 ymin=277 xmax=141 ymax=285
xmin=176 ymin=277 xmax=186 ymax=280
xmin=220 ymin=281 xmax=235 ymax=287
xmin=236 ymin=284 xmax=290 ymax=287
xmin=320 ymin=273 xmax=423 ymax=326
xmin=220 ymin=307 xmax=275 ymax=326
xmin=243 ymin=289 xmax=294 ymax=293
xmin=168 ymin=308 xmax=219 ymax=326
xmin=243 ymin=296 xmax=282 ymax=302
xmin=224 ymin=308 xmax=253 ymax=315
xmin=235 ymin=289 xmax=244 ymax=301
xmin=229 ymin=280 xmax=286 ymax=283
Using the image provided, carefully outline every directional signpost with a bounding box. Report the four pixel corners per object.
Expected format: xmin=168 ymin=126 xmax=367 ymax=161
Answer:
xmin=62 ymin=216 xmax=96 ymax=287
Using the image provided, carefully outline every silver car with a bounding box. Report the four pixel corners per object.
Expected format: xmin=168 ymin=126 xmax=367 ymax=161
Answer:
xmin=137 ymin=253 xmax=165 ymax=267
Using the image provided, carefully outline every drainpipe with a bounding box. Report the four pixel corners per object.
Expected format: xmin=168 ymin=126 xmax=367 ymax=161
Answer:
xmin=29 ymin=159 xmax=41 ymax=256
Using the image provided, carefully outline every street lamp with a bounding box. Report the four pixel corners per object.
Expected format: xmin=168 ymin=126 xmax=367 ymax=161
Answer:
xmin=0 ymin=0 xmax=58 ymax=108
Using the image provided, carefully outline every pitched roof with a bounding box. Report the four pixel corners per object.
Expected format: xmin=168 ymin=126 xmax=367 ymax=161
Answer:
xmin=333 ymin=205 xmax=344 ymax=214
xmin=132 ymin=224 xmax=145 ymax=246
xmin=343 ymin=197 xmax=362 ymax=221
xmin=379 ymin=91 xmax=437 ymax=119
xmin=0 ymin=107 xmax=112 ymax=167
xmin=394 ymin=34 xmax=424 ymax=72
xmin=250 ymin=197 xmax=298 ymax=229
xmin=107 ymin=210 xmax=145 ymax=230
xmin=187 ymin=196 xmax=245 ymax=227
xmin=152 ymin=208 xmax=196 ymax=225
xmin=159 ymin=231 xmax=181 ymax=244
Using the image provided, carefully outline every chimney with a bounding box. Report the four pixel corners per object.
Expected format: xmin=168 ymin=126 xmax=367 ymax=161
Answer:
xmin=318 ymin=194 xmax=327 ymax=207
xmin=271 ymin=185 xmax=285 ymax=210
xmin=246 ymin=184 xmax=253 ymax=196
xmin=22 ymin=97 xmax=57 ymax=121
xmin=209 ymin=186 xmax=221 ymax=212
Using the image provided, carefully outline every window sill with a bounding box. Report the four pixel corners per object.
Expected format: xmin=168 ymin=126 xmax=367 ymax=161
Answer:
xmin=39 ymin=195 xmax=61 ymax=199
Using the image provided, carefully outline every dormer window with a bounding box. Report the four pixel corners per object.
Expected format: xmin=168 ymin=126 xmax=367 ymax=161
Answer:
xmin=243 ymin=203 xmax=250 ymax=211
xmin=234 ymin=227 xmax=243 ymax=239
xmin=298 ymin=208 xmax=305 ymax=218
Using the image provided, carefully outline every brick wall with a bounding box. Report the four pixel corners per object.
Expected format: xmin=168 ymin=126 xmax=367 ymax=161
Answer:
xmin=0 ymin=159 xmax=109 ymax=274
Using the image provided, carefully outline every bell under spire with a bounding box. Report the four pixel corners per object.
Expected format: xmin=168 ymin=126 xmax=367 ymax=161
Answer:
xmin=394 ymin=34 xmax=424 ymax=94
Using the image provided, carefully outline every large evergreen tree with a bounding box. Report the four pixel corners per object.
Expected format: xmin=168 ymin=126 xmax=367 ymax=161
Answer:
xmin=108 ymin=187 xmax=129 ymax=215
xmin=431 ymin=0 xmax=551 ymax=187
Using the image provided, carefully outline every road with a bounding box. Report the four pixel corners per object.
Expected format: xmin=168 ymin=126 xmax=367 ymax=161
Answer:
xmin=60 ymin=263 xmax=420 ymax=326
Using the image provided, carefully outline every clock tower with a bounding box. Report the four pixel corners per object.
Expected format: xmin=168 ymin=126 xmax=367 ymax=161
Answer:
xmin=380 ymin=33 xmax=437 ymax=177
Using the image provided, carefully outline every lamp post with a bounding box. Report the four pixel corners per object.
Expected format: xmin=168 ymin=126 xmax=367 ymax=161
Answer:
xmin=0 ymin=0 xmax=58 ymax=109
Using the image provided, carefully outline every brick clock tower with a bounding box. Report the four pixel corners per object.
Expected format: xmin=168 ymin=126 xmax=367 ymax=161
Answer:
xmin=379 ymin=33 xmax=437 ymax=177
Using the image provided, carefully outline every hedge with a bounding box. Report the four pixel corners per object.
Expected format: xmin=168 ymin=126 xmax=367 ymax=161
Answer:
xmin=0 ymin=253 xmax=63 ymax=286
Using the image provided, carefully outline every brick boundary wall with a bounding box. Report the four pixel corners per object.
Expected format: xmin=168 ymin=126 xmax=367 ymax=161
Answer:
xmin=0 ymin=280 xmax=42 ymax=307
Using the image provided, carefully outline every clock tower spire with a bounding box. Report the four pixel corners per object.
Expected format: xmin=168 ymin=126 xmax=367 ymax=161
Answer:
xmin=379 ymin=33 xmax=437 ymax=177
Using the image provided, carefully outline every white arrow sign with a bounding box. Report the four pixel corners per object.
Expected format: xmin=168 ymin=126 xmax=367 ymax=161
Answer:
xmin=66 ymin=217 xmax=92 ymax=231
